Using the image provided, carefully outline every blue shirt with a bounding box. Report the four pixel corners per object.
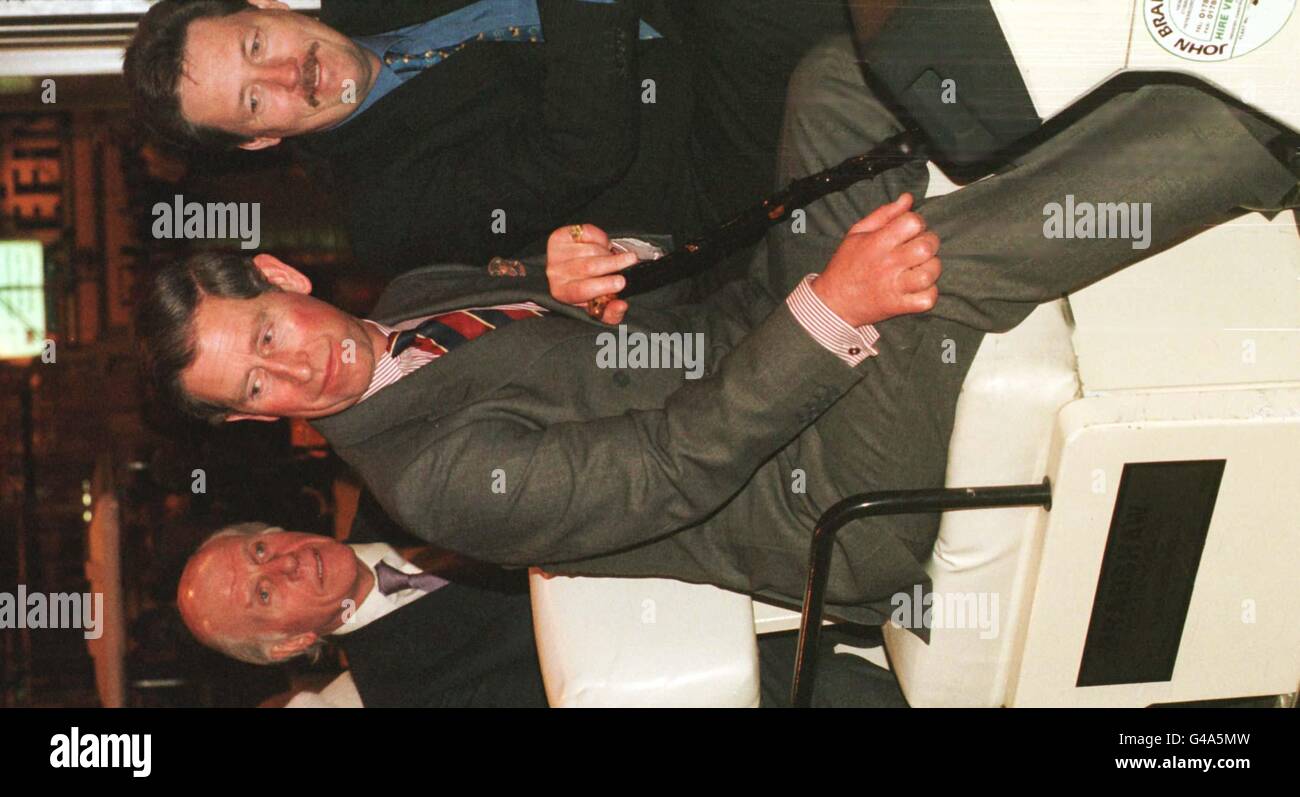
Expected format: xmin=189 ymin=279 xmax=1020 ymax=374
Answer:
xmin=343 ymin=0 xmax=660 ymax=124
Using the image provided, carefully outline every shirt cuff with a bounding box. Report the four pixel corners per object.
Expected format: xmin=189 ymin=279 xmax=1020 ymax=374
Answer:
xmin=786 ymin=274 xmax=881 ymax=367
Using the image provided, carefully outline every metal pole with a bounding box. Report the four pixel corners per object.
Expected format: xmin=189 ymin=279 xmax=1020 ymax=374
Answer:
xmin=792 ymin=478 xmax=1052 ymax=707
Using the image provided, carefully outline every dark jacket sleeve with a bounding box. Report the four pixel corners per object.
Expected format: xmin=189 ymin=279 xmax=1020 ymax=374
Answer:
xmin=354 ymin=0 xmax=647 ymax=269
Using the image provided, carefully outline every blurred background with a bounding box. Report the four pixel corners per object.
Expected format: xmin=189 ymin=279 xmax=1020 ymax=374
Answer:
xmin=0 ymin=0 xmax=384 ymax=708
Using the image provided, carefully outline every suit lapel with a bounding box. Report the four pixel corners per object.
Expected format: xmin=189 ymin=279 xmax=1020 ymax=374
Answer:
xmin=312 ymin=265 xmax=600 ymax=447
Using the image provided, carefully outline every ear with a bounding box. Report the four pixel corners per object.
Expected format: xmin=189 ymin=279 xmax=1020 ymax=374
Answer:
xmin=238 ymin=136 xmax=283 ymax=151
xmin=247 ymin=0 xmax=291 ymax=10
xmin=252 ymin=253 xmax=312 ymax=294
xmin=268 ymin=632 xmax=318 ymax=662
xmin=224 ymin=412 xmax=280 ymax=423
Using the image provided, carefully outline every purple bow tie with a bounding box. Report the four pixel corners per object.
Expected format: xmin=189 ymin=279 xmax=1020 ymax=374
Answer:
xmin=375 ymin=560 xmax=450 ymax=596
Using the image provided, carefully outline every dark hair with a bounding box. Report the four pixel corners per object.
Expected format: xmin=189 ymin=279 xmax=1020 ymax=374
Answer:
xmin=123 ymin=0 xmax=254 ymax=151
xmin=136 ymin=251 xmax=278 ymax=423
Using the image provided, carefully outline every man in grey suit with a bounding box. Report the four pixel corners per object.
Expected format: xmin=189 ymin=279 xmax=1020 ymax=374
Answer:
xmin=136 ymin=37 xmax=1297 ymax=626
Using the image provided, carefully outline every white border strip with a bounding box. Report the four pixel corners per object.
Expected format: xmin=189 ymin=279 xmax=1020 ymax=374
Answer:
xmin=0 ymin=45 xmax=126 ymax=76
xmin=0 ymin=0 xmax=318 ymax=16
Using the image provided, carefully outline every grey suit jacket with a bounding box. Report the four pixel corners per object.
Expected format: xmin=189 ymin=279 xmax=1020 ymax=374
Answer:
xmin=311 ymin=243 xmax=928 ymax=626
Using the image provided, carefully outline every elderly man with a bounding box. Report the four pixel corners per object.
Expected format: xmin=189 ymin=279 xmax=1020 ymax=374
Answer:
xmin=178 ymin=519 xmax=551 ymax=706
xmin=123 ymin=0 xmax=852 ymax=273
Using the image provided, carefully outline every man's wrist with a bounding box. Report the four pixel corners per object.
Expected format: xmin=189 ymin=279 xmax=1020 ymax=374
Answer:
xmin=787 ymin=275 xmax=881 ymax=367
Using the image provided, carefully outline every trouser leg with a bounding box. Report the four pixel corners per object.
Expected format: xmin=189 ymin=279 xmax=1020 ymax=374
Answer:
xmin=767 ymin=35 xmax=1297 ymax=314
xmin=772 ymin=34 xmax=1298 ymax=596
xmin=918 ymin=83 xmax=1297 ymax=332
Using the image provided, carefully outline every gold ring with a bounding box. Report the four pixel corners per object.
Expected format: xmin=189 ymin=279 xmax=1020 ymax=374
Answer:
xmin=586 ymin=294 xmax=612 ymax=319
xmin=569 ymin=224 xmax=584 ymax=243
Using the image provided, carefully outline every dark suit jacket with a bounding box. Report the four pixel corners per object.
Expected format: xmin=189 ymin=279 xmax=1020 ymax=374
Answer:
xmin=336 ymin=491 xmax=549 ymax=707
xmin=311 ymin=240 xmax=929 ymax=627
xmin=298 ymin=0 xmax=697 ymax=275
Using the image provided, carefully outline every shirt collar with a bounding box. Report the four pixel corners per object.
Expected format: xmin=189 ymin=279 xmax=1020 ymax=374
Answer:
xmin=357 ymin=319 xmax=403 ymax=403
xmin=334 ymin=37 xmax=405 ymax=127
xmin=330 ymin=542 xmax=429 ymax=635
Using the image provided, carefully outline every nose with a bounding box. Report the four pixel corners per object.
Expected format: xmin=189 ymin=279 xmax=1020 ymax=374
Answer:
xmin=265 ymin=352 xmax=313 ymax=384
xmin=267 ymin=552 xmax=300 ymax=580
xmin=258 ymin=57 xmax=300 ymax=90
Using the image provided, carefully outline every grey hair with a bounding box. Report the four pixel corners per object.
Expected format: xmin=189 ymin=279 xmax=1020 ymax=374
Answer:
xmin=183 ymin=521 xmax=327 ymax=666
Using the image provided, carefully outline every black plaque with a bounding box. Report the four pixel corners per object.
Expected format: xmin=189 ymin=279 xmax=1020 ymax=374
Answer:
xmin=1076 ymin=460 xmax=1226 ymax=687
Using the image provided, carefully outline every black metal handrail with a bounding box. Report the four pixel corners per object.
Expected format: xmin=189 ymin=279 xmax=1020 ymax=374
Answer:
xmin=791 ymin=478 xmax=1052 ymax=707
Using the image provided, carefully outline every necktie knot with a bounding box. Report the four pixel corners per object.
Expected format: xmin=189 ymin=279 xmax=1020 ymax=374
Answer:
xmin=389 ymin=307 xmax=543 ymax=358
xmin=374 ymin=560 xmax=450 ymax=596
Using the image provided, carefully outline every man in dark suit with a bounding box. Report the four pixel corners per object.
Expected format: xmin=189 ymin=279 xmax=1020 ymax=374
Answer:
xmin=123 ymin=0 xmax=851 ymax=273
xmin=177 ymin=516 xmax=550 ymax=707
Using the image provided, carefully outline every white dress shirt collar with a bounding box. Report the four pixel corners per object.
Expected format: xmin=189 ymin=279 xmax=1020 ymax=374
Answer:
xmin=330 ymin=543 xmax=431 ymax=636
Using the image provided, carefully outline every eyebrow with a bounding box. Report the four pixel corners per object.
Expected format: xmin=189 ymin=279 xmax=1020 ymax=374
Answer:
xmin=243 ymin=539 xmax=258 ymax=609
xmin=226 ymin=540 xmax=252 ymax=610
xmin=238 ymin=29 xmax=251 ymax=116
xmin=235 ymin=308 xmax=269 ymax=406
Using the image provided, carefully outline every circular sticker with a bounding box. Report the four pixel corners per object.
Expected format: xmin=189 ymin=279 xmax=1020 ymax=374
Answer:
xmin=1144 ymin=0 xmax=1295 ymax=61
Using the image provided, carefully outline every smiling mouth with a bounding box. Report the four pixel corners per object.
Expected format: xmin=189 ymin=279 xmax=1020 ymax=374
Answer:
xmin=312 ymin=547 xmax=323 ymax=588
xmin=304 ymin=42 xmax=321 ymax=107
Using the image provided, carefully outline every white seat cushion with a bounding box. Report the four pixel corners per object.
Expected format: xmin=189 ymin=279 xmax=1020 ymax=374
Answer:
xmin=285 ymin=671 xmax=363 ymax=708
xmin=883 ymin=300 xmax=1080 ymax=706
xmin=530 ymin=570 xmax=761 ymax=707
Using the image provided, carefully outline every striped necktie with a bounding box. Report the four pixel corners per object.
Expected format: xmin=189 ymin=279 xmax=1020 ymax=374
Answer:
xmin=387 ymin=306 xmax=545 ymax=358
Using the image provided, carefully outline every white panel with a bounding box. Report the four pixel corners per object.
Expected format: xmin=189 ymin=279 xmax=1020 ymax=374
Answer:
xmin=1069 ymin=211 xmax=1300 ymax=392
xmin=1007 ymin=388 xmax=1300 ymax=706
xmin=989 ymin=0 xmax=1133 ymax=121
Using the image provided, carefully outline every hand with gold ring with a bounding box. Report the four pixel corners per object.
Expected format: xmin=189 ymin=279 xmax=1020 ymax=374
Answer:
xmin=546 ymin=223 xmax=633 ymax=325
